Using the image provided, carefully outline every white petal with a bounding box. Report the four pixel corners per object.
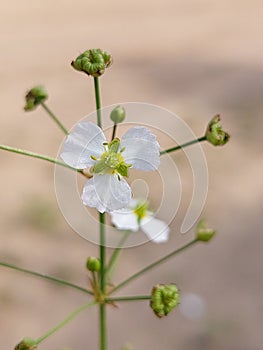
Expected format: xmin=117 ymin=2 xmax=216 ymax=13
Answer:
xmin=120 ymin=126 xmax=160 ymax=171
xmin=140 ymin=216 xmax=170 ymax=243
xmin=82 ymin=174 xmax=131 ymax=213
xmin=61 ymin=122 xmax=106 ymax=169
xmin=81 ymin=178 xmax=106 ymax=213
xmin=110 ymin=209 xmax=139 ymax=231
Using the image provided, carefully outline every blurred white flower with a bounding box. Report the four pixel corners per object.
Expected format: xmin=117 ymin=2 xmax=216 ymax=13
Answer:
xmin=61 ymin=122 xmax=160 ymax=212
xmin=110 ymin=199 xmax=170 ymax=243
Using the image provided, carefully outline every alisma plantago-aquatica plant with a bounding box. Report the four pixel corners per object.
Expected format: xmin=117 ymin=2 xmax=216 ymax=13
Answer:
xmin=0 ymin=48 xmax=229 ymax=350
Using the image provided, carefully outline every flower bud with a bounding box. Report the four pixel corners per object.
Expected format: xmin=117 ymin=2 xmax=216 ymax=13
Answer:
xmin=205 ymin=114 xmax=230 ymax=146
xmin=86 ymin=257 xmax=101 ymax=272
xmin=15 ymin=338 xmax=37 ymax=350
xmin=24 ymin=86 xmax=48 ymax=111
xmin=110 ymin=106 xmax=126 ymax=124
xmin=71 ymin=49 xmax=112 ymax=77
xmin=196 ymin=219 xmax=216 ymax=242
xmin=150 ymin=284 xmax=179 ymax=318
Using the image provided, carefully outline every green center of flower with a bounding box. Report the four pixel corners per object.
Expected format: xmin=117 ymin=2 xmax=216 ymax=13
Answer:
xmin=103 ymin=152 xmax=123 ymax=168
xmin=91 ymin=138 xmax=131 ymax=177
xmin=133 ymin=201 xmax=149 ymax=222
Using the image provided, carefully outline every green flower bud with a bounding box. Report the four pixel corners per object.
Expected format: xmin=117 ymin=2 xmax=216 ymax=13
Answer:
xmin=150 ymin=284 xmax=179 ymax=318
xmin=86 ymin=257 xmax=101 ymax=272
xmin=24 ymin=86 xmax=48 ymax=111
xmin=15 ymin=338 xmax=37 ymax=350
xmin=71 ymin=49 xmax=112 ymax=77
xmin=110 ymin=106 xmax=126 ymax=124
xmin=196 ymin=219 xmax=216 ymax=242
xmin=205 ymin=114 xmax=230 ymax=146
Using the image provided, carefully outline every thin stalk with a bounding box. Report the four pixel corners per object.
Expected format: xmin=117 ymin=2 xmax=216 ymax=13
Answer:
xmin=111 ymin=123 xmax=117 ymax=140
xmin=99 ymin=302 xmax=107 ymax=350
xmin=94 ymin=77 xmax=102 ymax=128
xmin=94 ymin=75 xmax=107 ymax=350
xmin=40 ymin=101 xmax=69 ymax=135
xmin=91 ymin=271 xmax=99 ymax=293
xmin=0 ymin=144 xmax=82 ymax=172
xmin=99 ymin=213 xmax=106 ymax=292
xmin=99 ymin=212 xmax=106 ymax=350
xmin=160 ymin=136 xmax=207 ymax=155
xmin=36 ymin=301 xmax=96 ymax=345
xmin=106 ymin=295 xmax=151 ymax=302
xmin=106 ymin=231 xmax=130 ymax=281
xmin=110 ymin=239 xmax=199 ymax=294
xmin=0 ymin=261 xmax=92 ymax=295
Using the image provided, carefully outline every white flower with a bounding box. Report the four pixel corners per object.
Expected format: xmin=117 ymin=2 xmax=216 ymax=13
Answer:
xmin=110 ymin=199 xmax=170 ymax=243
xmin=60 ymin=122 xmax=160 ymax=212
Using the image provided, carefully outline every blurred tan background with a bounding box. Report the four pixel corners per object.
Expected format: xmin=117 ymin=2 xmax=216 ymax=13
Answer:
xmin=1 ymin=0 xmax=263 ymax=349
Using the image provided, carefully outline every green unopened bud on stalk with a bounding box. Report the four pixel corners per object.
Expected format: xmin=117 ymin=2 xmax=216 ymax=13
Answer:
xmin=110 ymin=106 xmax=126 ymax=124
xmin=205 ymin=114 xmax=230 ymax=146
xmin=196 ymin=219 xmax=216 ymax=242
xmin=71 ymin=49 xmax=112 ymax=77
xmin=24 ymin=86 xmax=48 ymax=111
xmin=150 ymin=284 xmax=179 ymax=318
xmin=15 ymin=338 xmax=37 ymax=350
xmin=86 ymin=257 xmax=101 ymax=272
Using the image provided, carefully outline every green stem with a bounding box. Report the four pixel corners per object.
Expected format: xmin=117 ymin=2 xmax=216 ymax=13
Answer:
xmin=0 ymin=261 xmax=92 ymax=295
xmin=106 ymin=231 xmax=130 ymax=281
xmin=106 ymin=295 xmax=151 ymax=302
xmin=99 ymin=214 xmax=106 ymax=294
xmin=111 ymin=123 xmax=117 ymax=140
xmin=0 ymin=144 xmax=82 ymax=172
xmin=110 ymin=238 xmax=199 ymax=294
xmin=94 ymin=77 xmax=102 ymax=128
xmin=160 ymin=136 xmax=207 ymax=155
xmin=94 ymin=75 xmax=107 ymax=350
xmin=99 ymin=212 xmax=107 ymax=350
xmin=36 ymin=301 xmax=96 ymax=345
xmin=100 ymin=303 xmax=107 ymax=350
xmin=92 ymin=271 xmax=98 ymax=289
xmin=91 ymin=271 xmax=100 ymax=298
xmin=40 ymin=102 xmax=69 ymax=135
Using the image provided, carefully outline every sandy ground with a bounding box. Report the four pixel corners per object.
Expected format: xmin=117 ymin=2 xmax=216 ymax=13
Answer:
xmin=0 ymin=0 xmax=263 ymax=349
